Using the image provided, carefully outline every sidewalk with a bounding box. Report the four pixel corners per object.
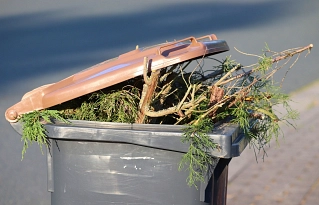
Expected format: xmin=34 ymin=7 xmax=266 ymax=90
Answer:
xmin=227 ymin=80 xmax=319 ymax=205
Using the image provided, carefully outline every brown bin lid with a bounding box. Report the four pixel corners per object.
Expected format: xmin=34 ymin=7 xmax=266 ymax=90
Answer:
xmin=5 ymin=34 xmax=229 ymax=122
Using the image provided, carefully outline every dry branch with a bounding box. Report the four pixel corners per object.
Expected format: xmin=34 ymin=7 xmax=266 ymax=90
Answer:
xmin=218 ymin=44 xmax=313 ymax=86
xmin=136 ymin=57 xmax=161 ymax=123
xmin=136 ymin=43 xmax=314 ymax=125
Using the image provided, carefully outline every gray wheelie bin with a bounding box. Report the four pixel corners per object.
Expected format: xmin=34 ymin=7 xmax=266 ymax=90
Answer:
xmin=6 ymin=34 xmax=249 ymax=205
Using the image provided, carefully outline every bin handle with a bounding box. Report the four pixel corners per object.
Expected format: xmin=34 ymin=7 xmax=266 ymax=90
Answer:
xmin=196 ymin=34 xmax=217 ymax=41
xmin=157 ymin=36 xmax=198 ymax=55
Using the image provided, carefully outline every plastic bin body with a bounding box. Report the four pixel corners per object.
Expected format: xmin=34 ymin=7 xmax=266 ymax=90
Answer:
xmin=11 ymin=120 xmax=248 ymax=205
xmin=49 ymin=139 xmax=207 ymax=205
xmin=10 ymin=119 xmax=247 ymax=205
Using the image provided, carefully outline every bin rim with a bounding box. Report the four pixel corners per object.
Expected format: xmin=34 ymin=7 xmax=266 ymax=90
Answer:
xmin=10 ymin=120 xmax=248 ymax=158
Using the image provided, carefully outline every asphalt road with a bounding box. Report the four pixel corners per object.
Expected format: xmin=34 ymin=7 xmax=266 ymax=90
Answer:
xmin=1 ymin=0 xmax=318 ymax=204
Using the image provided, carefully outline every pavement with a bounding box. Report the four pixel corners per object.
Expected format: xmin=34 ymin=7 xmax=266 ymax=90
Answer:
xmin=227 ymin=80 xmax=319 ymax=205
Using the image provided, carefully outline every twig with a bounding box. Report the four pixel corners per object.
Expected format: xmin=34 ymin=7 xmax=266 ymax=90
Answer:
xmin=136 ymin=58 xmax=161 ymax=123
xmin=218 ymin=44 xmax=313 ymax=86
xmin=280 ymin=53 xmax=300 ymax=87
xmin=272 ymin=44 xmax=313 ymax=63
xmin=176 ymin=85 xmax=193 ymax=111
xmin=234 ymin=47 xmax=263 ymax=59
xmin=145 ymin=95 xmax=206 ymax=117
xmin=215 ymin=64 xmax=241 ymax=86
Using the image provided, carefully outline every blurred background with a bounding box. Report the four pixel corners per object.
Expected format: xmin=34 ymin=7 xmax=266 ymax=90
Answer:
xmin=1 ymin=0 xmax=318 ymax=204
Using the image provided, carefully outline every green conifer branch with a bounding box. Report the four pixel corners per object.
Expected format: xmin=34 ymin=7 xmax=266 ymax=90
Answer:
xmin=19 ymin=110 xmax=68 ymax=159
xmin=178 ymin=118 xmax=218 ymax=188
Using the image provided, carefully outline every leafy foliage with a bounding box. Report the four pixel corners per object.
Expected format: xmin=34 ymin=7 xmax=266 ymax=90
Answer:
xmin=19 ymin=110 xmax=68 ymax=159
xmin=179 ymin=118 xmax=218 ymax=188
xmin=59 ymin=86 xmax=140 ymax=123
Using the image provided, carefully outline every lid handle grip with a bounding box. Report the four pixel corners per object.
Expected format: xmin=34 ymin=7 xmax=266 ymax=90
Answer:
xmin=196 ymin=34 xmax=218 ymax=41
xmin=157 ymin=36 xmax=198 ymax=55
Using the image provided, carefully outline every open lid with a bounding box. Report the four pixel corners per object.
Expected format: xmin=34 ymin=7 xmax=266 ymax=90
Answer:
xmin=5 ymin=34 xmax=229 ymax=122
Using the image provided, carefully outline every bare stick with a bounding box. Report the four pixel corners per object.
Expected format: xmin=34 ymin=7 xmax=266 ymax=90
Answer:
xmin=218 ymin=44 xmax=313 ymax=86
xmin=145 ymin=95 xmax=207 ymax=117
xmin=143 ymin=57 xmax=151 ymax=85
xmin=272 ymin=44 xmax=313 ymax=63
xmin=136 ymin=58 xmax=161 ymax=123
